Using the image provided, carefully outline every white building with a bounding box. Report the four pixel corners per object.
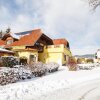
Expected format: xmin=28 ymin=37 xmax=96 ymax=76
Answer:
xmin=94 ymin=49 xmax=100 ymax=63
xmin=96 ymin=49 xmax=100 ymax=58
xmin=96 ymin=49 xmax=100 ymax=59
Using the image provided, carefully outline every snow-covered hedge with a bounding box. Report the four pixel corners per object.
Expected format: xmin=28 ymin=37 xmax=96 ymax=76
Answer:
xmin=44 ymin=62 xmax=59 ymax=73
xmin=0 ymin=62 xmax=60 ymax=85
xmin=29 ymin=62 xmax=46 ymax=77
xmin=0 ymin=66 xmax=33 ymax=85
xmin=0 ymin=68 xmax=19 ymax=85
xmin=78 ymin=64 xmax=95 ymax=70
xmin=29 ymin=62 xmax=59 ymax=76
xmin=14 ymin=65 xmax=33 ymax=80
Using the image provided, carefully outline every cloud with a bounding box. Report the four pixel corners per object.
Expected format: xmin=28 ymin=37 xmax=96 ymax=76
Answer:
xmin=0 ymin=0 xmax=100 ymax=55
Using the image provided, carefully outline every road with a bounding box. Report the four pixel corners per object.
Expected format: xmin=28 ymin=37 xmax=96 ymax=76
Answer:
xmin=70 ymin=79 xmax=100 ymax=100
xmin=36 ymin=79 xmax=100 ymax=100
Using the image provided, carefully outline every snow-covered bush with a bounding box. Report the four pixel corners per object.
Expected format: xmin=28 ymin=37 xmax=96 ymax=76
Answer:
xmin=1 ymin=56 xmax=19 ymax=67
xmin=14 ymin=65 xmax=33 ymax=80
xmin=0 ymin=65 xmax=33 ymax=85
xmin=78 ymin=64 xmax=94 ymax=70
xmin=44 ymin=62 xmax=59 ymax=73
xmin=29 ymin=62 xmax=46 ymax=77
xmin=0 ymin=68 xmax=19 ymax=85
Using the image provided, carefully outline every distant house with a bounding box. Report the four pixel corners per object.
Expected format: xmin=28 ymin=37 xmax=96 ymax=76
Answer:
xmin=96 ymin=49 xmax=100 ymax=59
xmin=0 ymin=29 xmax=72 ymax=65
xmin=95 ymin=49 xmax=100 ymax=63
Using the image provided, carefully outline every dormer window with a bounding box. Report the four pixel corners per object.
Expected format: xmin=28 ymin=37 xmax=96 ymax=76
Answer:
xmin=6 ymin=39 xmax=13 ymax=45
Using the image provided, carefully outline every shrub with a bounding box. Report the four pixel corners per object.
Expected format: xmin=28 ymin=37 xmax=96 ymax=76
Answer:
xmin=14 ymin=65 xmax=33 ymax=80
xmin=67 ymin=57 xmax=77 ymax=71
xmin=0 ymin=66 xmax=33 ymax=85
xmin=29 ymin=62 xmax=46 ymax=77
xmin=0 ymin=58 xmax=3 ymax=67
xmin=0 ymin=68 xmax=19 ymax=85
xmin=1 ymin=56 xmax=19 ymax=67
xmin=44 ymin=62 xmax=59 ymax=73
xmin=86 ymin=59 xmax=94 ymax=63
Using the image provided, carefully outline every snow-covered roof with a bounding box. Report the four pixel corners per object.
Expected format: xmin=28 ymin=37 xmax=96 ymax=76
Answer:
xmin=0 ymin=48 xmax=14 ymax=53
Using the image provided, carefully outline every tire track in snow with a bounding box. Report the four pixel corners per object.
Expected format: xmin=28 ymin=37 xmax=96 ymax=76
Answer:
xmin=79 ymin=86 xmax=99 ymax=100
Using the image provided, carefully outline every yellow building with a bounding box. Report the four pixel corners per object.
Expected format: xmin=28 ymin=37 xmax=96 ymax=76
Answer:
xmin=39 ymin=39 xmax=72 ymax=65
xmin=0 ymin=29 xmax=72 ymax=65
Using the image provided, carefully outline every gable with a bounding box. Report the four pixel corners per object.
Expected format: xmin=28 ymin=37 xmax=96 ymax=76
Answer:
xmin=53 ymin=39 xmax=70 ymax=49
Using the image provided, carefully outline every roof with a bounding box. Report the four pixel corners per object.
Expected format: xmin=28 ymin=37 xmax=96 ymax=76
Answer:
xmin=11 ymin=29 xmax=42 ymax=46
xmin=53 ymin=39 xmax=69 ymax=45
xmin=2 ymin=33 xmax=16 ymax=40
xmin=0 ymin=40 xmax=5 ymax=45
xmin=1 ymin=31 xmax=32 ymax=40
xmin=10 ymin=30 xmax=33 ymax=39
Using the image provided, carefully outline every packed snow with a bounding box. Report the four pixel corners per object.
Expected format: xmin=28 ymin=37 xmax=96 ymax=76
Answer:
xmin=0 ymin=65 xmax=100 ymax=100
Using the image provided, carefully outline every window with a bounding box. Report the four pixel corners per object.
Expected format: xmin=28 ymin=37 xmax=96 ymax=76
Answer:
xmin=64 ymin=54 xmax=66 ymax=61
xmin=54 ymin=45 xmax=60 ymax=48
xmin=6 ymin=39 xmax=13 ymax=45
xmin=47 ymin=46 xmax=52 ymax=48
xmin=30 ymin=55 xmax=36 ymax=62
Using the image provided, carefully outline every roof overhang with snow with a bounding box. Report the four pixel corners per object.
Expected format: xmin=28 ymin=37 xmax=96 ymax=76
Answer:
xmin=0 ymin=48 xmax=14 ymax=53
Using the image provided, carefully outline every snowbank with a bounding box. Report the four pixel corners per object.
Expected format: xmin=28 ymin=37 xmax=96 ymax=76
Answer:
xmin=0 ymin=66 xmax=100 ymax=100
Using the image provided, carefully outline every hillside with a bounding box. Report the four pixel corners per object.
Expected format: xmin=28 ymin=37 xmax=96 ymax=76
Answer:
xmin=74 ymin=54 xmax=95 ymax=58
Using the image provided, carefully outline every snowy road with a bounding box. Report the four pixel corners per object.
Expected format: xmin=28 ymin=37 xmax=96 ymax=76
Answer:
xmin=37 ymin=79 xmax=100 ymax=100
xmin=70 ymin=79 xmax=100 ymax=100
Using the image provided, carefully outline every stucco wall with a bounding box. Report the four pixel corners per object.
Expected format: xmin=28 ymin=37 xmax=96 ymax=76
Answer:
xmin=39 ymin=44 xmax=72 ymax=65
xmin=18 ymin=51 xmax=38 ymax=63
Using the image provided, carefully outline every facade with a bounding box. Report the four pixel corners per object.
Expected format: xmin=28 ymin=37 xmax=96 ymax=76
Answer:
xmin=0 ymin=29 xmax=72 ymax=65
xmin=39 ymin=40 xmax=72 ymax=65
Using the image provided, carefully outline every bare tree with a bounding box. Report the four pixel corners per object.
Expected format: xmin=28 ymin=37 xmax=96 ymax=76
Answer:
xmin=0 ymin=30 xmax=2 ymax=38
xmin=88 ymin=0 xmax=100 ymax=10
xmin=6 ymin=27 xmax=11 ymax=33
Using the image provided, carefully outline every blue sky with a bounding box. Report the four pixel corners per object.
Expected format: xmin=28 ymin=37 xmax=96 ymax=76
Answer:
xmin=0 ymin=0 xmax=100 ymax=55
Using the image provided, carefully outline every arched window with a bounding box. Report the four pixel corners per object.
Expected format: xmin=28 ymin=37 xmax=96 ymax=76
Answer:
xmin=6 ymin=39 xmax=13 ymax=44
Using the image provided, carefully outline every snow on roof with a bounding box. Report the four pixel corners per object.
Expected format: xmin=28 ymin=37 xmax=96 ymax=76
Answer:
xmin=10 ymin=33 xmax=20 ymax=39
xmin=0 ymin=48 xmax=14 ymax=53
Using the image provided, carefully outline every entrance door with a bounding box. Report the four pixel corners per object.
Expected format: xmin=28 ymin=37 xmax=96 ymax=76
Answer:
xmin=29 ymin=55 xmax=37 ymax=64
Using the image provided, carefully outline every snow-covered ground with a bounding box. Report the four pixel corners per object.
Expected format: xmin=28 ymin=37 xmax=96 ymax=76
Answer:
xmin=0 ymin=65 xmax=100 ymax=100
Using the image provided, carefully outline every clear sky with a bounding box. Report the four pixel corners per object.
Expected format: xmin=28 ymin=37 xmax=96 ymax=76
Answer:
xmin=0 ymin=0 xmax=100 ymax=55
